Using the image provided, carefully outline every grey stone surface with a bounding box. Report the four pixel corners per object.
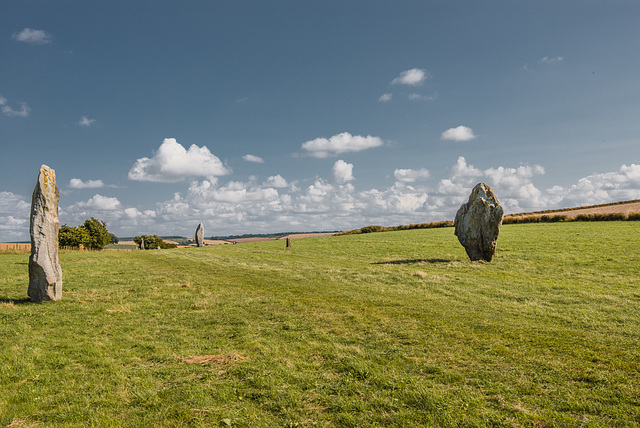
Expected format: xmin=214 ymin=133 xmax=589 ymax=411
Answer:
xmin=28 ymin=165 xmax=63 ymax=302
xmin=454 ymin=182 xmax=504 ymax=262
xmin=195 ymin=223 xmax=204 ymax=247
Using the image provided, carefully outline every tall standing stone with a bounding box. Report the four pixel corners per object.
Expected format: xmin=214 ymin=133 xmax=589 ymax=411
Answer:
xmin=195 ymin=223 xmax=204 ymax=247
xmin=28 ymin=165 xmax=63 ymax=302
xmin=454 ymin=183 xmax=504 ymax=262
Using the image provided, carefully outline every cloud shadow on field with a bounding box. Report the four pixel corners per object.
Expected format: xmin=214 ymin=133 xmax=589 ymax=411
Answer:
xmin=373 ymin=259 xmax=452 ymax=265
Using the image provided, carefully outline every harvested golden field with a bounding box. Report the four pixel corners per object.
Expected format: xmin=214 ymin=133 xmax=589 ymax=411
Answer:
xmin=507 ymin=199 xmax=640 ymax=219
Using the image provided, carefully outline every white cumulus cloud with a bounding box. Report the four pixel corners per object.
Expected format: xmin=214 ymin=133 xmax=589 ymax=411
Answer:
xmin=0 ymin=191 xmax=30 ymax=240
xmin=12 ymin=28 xmax=52 ymax=44
xmin=441 ymin=125 xmax=476 ymax=142
xmin=243 ymin=154 xmax=264 ymax=164
xmin=394 ymin=168 xmax=430 ymax=183
xmin=128 ymin=138 xmax=231 ymax=182
xmin=78 ymin=116 xmax=96 ymax=127
xmin=333 ymin=160 xmax=355 ymax=184
xmin=60 ymin=194 xmax=158 ymax=236
xmin=301 ymin=132 xmax=384 ymax=158
xmin=0 ymin=153 xmax=630 ymax=242
xmin=0 ymin=96 xmax=30 ymax=117
xmin=484 ymin=164 xmax=547 ymax=211
xmin=264 ymin=175 xmax=289 ymax=188
xmin=124 ymin=207 xmax=156 ymax=220
xmin=408 ymin=93 xmax=437 ymax=101
xmin=79 ymin=194 xmax=122 ymax=210
xmin=379 ymin=93 xmax=393 ymax=102
xmin=552 ymin=163 xmax=640 ymax=206
xmin=391 ymin=68 xmax=429 ymax=86
xmin=540 ymin=56 xmax=564 ymax=65
xmin=69 ymin=178 xmax=105 ymax=189
xmin=430 ymin=156 xmax=548 ymax=213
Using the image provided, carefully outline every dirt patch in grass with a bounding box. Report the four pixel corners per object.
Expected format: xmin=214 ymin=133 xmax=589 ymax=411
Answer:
xmin=7 ymin=420 xmax=42 ymax=428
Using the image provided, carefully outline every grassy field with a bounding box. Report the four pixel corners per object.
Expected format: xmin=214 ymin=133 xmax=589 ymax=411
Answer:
xmin=0 ymin=222 xmax=639 ymax=427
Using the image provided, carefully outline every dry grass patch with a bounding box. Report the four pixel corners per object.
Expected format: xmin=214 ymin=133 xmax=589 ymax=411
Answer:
xmin=105 ymin=303 xmax=131 ymax=313
xmin=174 ymin=353 xmax=250 ymax=367
xmin=6 ymin=420 xmax=42 ymax=428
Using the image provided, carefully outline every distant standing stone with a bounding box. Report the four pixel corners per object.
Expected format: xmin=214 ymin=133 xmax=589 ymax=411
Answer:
xmin=28 ymin=165 xmax=63 ymax=302
xmin=195 ymin=223 xmax=204 ymax=247
xmin=454 ymin=183 xmax=504 ymax=262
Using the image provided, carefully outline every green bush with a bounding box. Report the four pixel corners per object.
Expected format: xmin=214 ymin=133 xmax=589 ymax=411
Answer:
xmin=628 ymin=212 xmax=640 ymax=221
xmin=133 ymin=235 xmax=177 ymax=250
xmin=59 ymin=224 xmax=90 ymax=249
xmin=59 ymin=217 xmax=111 ymax=250
xmin=82 ymin=217 xmax=111 ymax=250
xmin=360 ymin=225 xmax=385 ymax=234
xmin=575 ymin=213 xmax=627 ymax=222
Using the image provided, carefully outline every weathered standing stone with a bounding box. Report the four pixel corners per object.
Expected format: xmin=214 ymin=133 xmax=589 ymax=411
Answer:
xmin=195 ymin=223 xmax=204 ymax=247
xmin=28 ymin=165 xmax=63 ymax=302
xmin=454 ymin=182 xmax=504 ymax=262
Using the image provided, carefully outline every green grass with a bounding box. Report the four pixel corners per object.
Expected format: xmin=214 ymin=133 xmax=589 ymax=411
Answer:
xmin=1 ymin=222 xmax=639 ymax=427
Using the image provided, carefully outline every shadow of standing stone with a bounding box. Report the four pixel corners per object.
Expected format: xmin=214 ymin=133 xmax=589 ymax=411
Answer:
xmin=28 ymin=165 xmax=63 ymax=302
xmin=454 ymin=183 xmax=504 ymax=262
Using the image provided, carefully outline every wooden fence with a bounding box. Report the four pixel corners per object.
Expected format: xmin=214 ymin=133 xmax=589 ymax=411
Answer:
xmin=0 ymin=243 xmax=31 ymax=252
xmin=0 ymin=243 xmax=136 ymax=253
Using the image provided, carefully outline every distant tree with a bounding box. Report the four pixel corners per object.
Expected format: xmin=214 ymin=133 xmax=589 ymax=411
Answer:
xmin=58 ymin=224 xmax=90 ymax=249
xmin=109 ymin=233 xmax=119 ymax=244
xmin=58 ymin=218 xmax=111 ymax=250
xmin=133 ymin=235 xmax=177 ymax=250
xmin=82 ymin=217 xmax=111 ymax=250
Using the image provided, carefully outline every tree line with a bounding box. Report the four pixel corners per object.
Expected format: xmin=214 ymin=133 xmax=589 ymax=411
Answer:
xmin=58 ymin=218 xmax=178 ymax=251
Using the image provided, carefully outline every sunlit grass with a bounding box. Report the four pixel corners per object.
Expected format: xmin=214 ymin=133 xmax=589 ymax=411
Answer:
xmin=1 ymin=222 xmax=639 ymax=426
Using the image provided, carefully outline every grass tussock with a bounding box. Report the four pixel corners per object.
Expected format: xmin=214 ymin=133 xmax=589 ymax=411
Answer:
xmin=1 ymin=222 xmax=639 ymax=426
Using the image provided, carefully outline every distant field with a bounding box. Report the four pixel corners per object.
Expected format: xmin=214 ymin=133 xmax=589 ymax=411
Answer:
xmin=103 ymin=244 xmax=138 ymax=251
xmin=282 ymin=232 xmax=337 ymax=240
xmin=508 ymin=199 xmax=640 ymax=219
xmin=1 ymin=222 xmax=639 ymax=426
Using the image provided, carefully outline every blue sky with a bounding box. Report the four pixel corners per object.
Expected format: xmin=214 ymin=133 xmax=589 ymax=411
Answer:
xmin=2 ymin=0 xmax=639 ymax=241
